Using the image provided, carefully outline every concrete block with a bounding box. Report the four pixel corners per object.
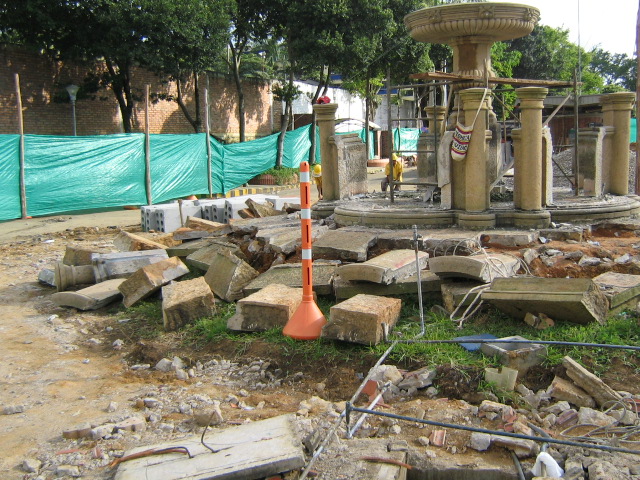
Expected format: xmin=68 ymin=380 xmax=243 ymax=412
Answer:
xmin=114 ymin=231 xmax=167 ymax=251
xmin=118 ymin=257 xmax=189 ymax=308
xmin=154 ymin=202 xmax=202 ymax=233
xmin=592 ymin=271 xmax=640 ymax=314
xmin=196 ymin=198 xmax=227 ymax=223
xmin=265 ymin=195 xmax=300 ymax=210
xmin=548 ymin=376 xmax=596 ymax=408
xmin=227 ymin=284 xmax=302 ymax=332
xmin=336 ymin=249 xmax=429 ymax=285
xmin=204 ymin=250 xmax=259 ymax=302
xmin=323 ymin=294 xmax=402 ymax=345
xmin=54 ymin=262 xmax=95 ymax=292
xmin=480 ymin=231 xmax=539 ymax=247
xmin=185 ymin=240 xmax=243 ymax=272
xmin=243 ymin=262 xmax=337 ymax=297
xmin=484 ymin=367 xmax=518 ymax=391
xmin=334 ymin=271 xmax=441 ymax=300
xmin=482 ymin=277 xmax=609 ymax=325
xmin=562 ymin=356 xmax=623 ymax=407
xmin=224 ymin=195 xmax=269 ymax=222
xmin=52 ymin=278 xmax=125 ymax=310
xmin=313 ymin=229 xmax=378 ymax=262
xmin=162 ymin=277 xmax=216 ymax=331
xmin=92 ymin=249 xmax=169 ymax=282
xmin=428 ymin=253 xmax=520 ymax=282
xmin=63 ymin=245 xmax=101 ymax=266
xmin=539 ymin=227 xmax=584 ymax=242
xmin=140 ymin=205 xmax=161 ymax=231
xmin=480 ymin=335 xmax=546 ymax=377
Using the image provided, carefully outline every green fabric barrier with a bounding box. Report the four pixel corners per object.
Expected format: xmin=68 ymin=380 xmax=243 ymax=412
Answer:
xmin=283 ymin=125 xmax=313 ymax=168
xmin=393 ymin=127 xmax=420 ymax=155
xmin=219 ymin=132 xmax=278 ymax=192
xmin=24 ymin=134 xmax=146 ymax=217
xmin=150 ymin=134 xmax=209 ymax=203
xmin=0 ymin=135 xmax=21 ymax=221
xmin=632 ymin=118 xmax=637 ymax=143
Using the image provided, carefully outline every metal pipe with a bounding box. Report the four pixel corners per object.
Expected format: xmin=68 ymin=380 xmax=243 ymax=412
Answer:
xmin=347 ymin=381 xmax=391 ymax=439
xmin=413 ymin=225 xmax=425 ymax=337
xmin=345 ymin=404 xmax=640 ymax=456
xmin=394 ymin=338 xmax=640 ymax=352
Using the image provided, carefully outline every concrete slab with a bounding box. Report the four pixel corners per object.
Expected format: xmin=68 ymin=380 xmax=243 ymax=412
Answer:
xmin=243 ymin=263 xmax=337 ymax=297
xmin=548 ymin=376 xmax=596 ymax=408
xmin=230 ymin=214 xmax=300 ymax=235
xmin=336 ymin=249 xmax=429 ymax=284
xmin=592 ymin=271 xmax=640 ymax=314
xmin=185 ymin=216 xmax=232 ymax=235
xmin=185 ymin=240 xmax=243 ymax=272
xmin=562 ymin=356 xmax=623 ymax=407
xmin=162 ymin=277 xmax=216 ymax=331
xmin=114 ymin=414 xmax=304 ymax=480
xmin=482 ymin=277 xmax=609 ymax=325
xmin=479 ymin=231 xmax=538 ymax=248
xmin=258 ymin=224 xmax=329 ymax=255
xmin=51 ymin=279 xmax=125 ymax=310
xmin=114 ymin=231 xmax=167 ymax=251
xmin=63 ymin=245 xmax=103 ymax=266
xmin=323 ymin=294 xmax=402 ymax=345
xmin=204 ymin=250 xmax=259 ymax=302
xmin=334 ymin=272 xmax=441 ymax=300
xmin=227 ymin=284 xmax=302 ymax=332
xmin=480 ymin=335 xmax=547 ymax=377
xmin=313 ymin=229 xmax=379 ymax=262
xmin=118 ymin=257 xmax=189 ymax=308
xmin=246 ymin=198 xmax=281 ymax=217
xmin=428 ymin=254 xmax=520 ymax=282
xmin=92 ymin=249 xmax=169 ymax=282
xmin=166 ymin=238 xmax=222 ymax=258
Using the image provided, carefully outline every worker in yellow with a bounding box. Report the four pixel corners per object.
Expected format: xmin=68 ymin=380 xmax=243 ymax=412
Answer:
xmin=312 ymin=163 xmax=323 ymax=200
xmin=381 ymin=153 xmax=403 ymax=192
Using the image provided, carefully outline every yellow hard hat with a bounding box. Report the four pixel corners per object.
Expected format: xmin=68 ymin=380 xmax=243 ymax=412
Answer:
xmin=312 ymin=164 xmax=322 ymax=177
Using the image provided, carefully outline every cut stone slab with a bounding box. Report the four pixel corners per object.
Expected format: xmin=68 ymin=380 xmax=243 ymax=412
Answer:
xmin=592 ymin=271 xmax=640 ymax=314
xmin=480 ymin=335 xmax=546 ymax=377
xmin=51 ymin=279 xmax=125 ymax=310
xmin=336 ymin=249 xmax=429 ymax=285
xmin=185 ymin=240 xmax=243 ymax=272
xmin=118 ymin=257 xmax=189 ymax=308
xmin=480 ymin=231 xmax=538 ymax=248
xmin=428 ymin=254 xmax=520 ymax=282
xmin=63 ymin=245 xmax=102 ymax=266
xmin=185 ymin=216 xmax=232 ymax=235
xmin=166 ymin=238 xmax=222 ymax=258
xmin=92 ymin=249 xmax=169 ymax=282
xmin=548 ymin=376 xmax=596 ymax=408
xmin=204 ymin=250 xmax=259 ymax=302
xmin=490 ymin=435 xmax=539 ymax=458
xmin=257 ymin=224 xmax=329 ymax=255
xmin=440 ymin=279 xmax=486 ymax=313
xmin=114 ymin=231 xmax=167 ymax=251
xmin=38 ymin=267 xmax=56 ymax=287
xmin=313 ymin=229 xmax=378 ymax=262
xmin=562 ymin=356 xmax=623 ymax=407
xmin=162 ymin=277 xmax=216 ymax=331
xmin=539 ymin=227 xmax=584 ymax=242
xmin=482 ymin=277 xmax=609 ymax=325
xmin=246 ymin=198 xmax=281 ymax=217
xmin=230 ymin=214 xmax=300 ymax=235
xmin=227 ymin=284 xmax=303 ymax=332
xmin=322 ymin=294 xmax=402 ymax=345
xmin=243 ymin=263 xmax=337 ymax=297
xmin=113 ymin=414 xmax=304 ymax=480
xmin=334 ymin=271 xmax=441 ymax=300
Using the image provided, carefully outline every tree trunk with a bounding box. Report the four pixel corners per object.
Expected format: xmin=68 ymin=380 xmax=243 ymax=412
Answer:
xmin=230 ymin=41 xmax=246 ymax=142
xmin=105 ymin=58 xmax=133 ymax=133
xmin=176 ymin=76 xmax=200 ymax=133
xmin=365 ymin=74 xmax=371 ymax=162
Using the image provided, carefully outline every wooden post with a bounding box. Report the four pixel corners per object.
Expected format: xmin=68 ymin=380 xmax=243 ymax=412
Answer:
xmin=15 ymin=73 xmax=27 ymax=218
xmin=636 ymin=0 xmax=640 ymax=194
xmin=573 ymin=70 xmax=580 ymax=196
xmin=204 ymin=82 xmax=213 ymax=197
xmin=145 ymin=84 xmax=152 ymax=205
xmin=387 ymin=69 xmax=395 ymax=203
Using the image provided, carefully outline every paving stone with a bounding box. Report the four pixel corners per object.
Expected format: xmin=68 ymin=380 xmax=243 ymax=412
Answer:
xmin=322 ymin=294 xmax=401 ymax=345
xmin=313 ymin=229 xmax=378 ymax=262
xmin=51 ymin=278 xmax=125 ymax=310
xmin=522 ymin=248 xmax=540 ymax=265
xmin=562 ymin=356 xmax=623 ymax=407
xmin=480 ymin=231 xmax=539 ymax=247
xmin=204 ymin=250 xmax=259 ymax=302
xmin=185 ymin=240 xmax=243 ymax=272
xmin=548 ymin=376 xmax=596 ymax=408
xmin=480 ymin=335 xmax=546 ymax=377
xmin=539 ymin=227 xmax=584 ymax=242
xmin=334 ymin=271 xmax=441 ymax=300
xmin=428 ymin=253 xmax=520 ymax=282
xmin=524 ymin=312 xmax=555 ymax=329
xmin=227 ymin=284 xmax=303 ymax=332
xmin=92 ymin=249 xmax=169 ymax=282
xmin=592 ymin=271 xmax=640 ymax=314
xmin=63 ymin=245 xmax=102 ymax=266
xmin=243 ymin=262 xmax=337 ymax=297
xmin=375 ymin=228 xmax=424 ymax=250
xmin=440 ymin=279 xmax=486 ymax=313
xmin=114 ymin=230 xmax=167 ymax=251
xmin=490 ymin=435 xmax=539 ymax=458
xmin=118 ymin=257 xmax=189 ymax=308
xmin=162 ymin=277 xmax=216 ymax=331
xmin=336 ymin=249 xmax=429 ymax=285
xmin=429 ymin=429 xmax=447 ymax=447
xmin=483 ymin=277 xmax=609 ymax=325
xmin=246 ymin=198 xmax=282 ymax=217
xmin=257 ymin=224 xmax=329 ymax=255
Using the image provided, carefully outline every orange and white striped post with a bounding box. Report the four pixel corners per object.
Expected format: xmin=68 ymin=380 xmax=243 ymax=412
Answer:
xmin=283 ymin=161 xmax=327 ymax=340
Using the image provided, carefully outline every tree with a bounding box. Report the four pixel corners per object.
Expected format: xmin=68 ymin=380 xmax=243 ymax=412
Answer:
xmin=589 ymin=48 xmax=637 ymax=92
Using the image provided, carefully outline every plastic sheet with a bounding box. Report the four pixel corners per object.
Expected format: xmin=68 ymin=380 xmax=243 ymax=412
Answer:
xmin=0 ymin=135 xmax=21 ymax=221
xmin=394 ymin=128 xmax=420 ymax=155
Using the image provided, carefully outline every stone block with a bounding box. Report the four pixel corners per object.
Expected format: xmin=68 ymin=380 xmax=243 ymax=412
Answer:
xmin=62 ymin=423 xmax=92 ymax=439
xmin=336 ymin=249 xmax=429 ymax=285
xmin=577 ymin=407 xmax=616 ymax=427
xmin=38 ymin=267 xmax=56 ymax=287
xmin=548 ymin=376 xmax=596 ymax=408
xmin=562 ymin=356 xmax=622 ymax=407
xmin=556 ymin=408 xmax=579 ymax=427
xmin=440 ymin=279 xmax=486 ymax=313
xmin=480 ymin=231 xmax=539 ymax=247
xmin=114 ymin=416 xmax=147 ymax=432
xmin=243 ymin=262 xmax=337 ymax=297
xmin=592 ymin=271 xmax=640 ymax=314
xmin=246 ymin=198 xmax=281 ymax=217
xmin=490 ymin=435 xmax=539 ymax=458
xmin=204 ymin=250 xmax=259 ymax=302
xmin=313 ymin=229 xmax=378 ymax=262
xmin=166 ymin=238 xmax=222 ymax=258
xmin=92 ymin=249 xmax=169 ymax=282
xmin=63 ymin=245 xmax=101 ymax=266
xmin=52 ymin=278 xmax=125 ymax=310
xmin=227 ymin=284 xmax=302 ymax=332
xmin=397 ymin=367 xmax=436 ymax=390
xmin=118 ymin=257 xmax=189 ymax=308
xmin=185 ymin=216 xmax=232 ymax=235
xmin=334 ymin=271 xmax=441 ymax=300
xmin=482 ymin=277 xmax=609 ymax=325
xmin=480 ymin=335 xmax=547 ymax=376
xmin=469 ymin=432 xmax=492 ymax=451
xmin=230 ymin=214 xmax=300 ymax=235
xmin=162 ymin=277 xmax=216 ymax=331
xmin=539 ymin=227 xmax=584 ymax=242
xmin=484 ymin=367 xmax=518 ymax=391
xmin=54 ymin=262 xmax=95 ymax=292
xmin=185 ymin=240 xmax=243 ymax=272
xmin=322 ymin=294 xmax=401 ymax=345
xmin=428 ymin=253 xmax=520 ymax=282
xmin=114 ymin=231 xmax=167 ymax=251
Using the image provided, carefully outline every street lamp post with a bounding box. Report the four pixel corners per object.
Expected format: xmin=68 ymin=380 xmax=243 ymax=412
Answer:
xmin=66 ymin=84 xmax=79 ymax=136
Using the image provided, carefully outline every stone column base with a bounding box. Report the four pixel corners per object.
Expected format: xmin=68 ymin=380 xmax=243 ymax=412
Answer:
xmin=311 ymin=200 xmax=338 ymax=219
xmin=512 ymin=210 xmax=551 ymax=229
xmin=457 ymin=212 xmax=496 ymax=230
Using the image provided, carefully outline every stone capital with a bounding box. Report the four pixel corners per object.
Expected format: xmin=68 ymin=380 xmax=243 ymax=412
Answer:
xmin=313 ymin=103 xmax=339 ymax=121
xmin=515 ymin=86 xmax=548 ymax=107
xmin=459 ymin=88 xmax=491 ymax=110
xmin=600 ymin=92 xmax=636 ymax=111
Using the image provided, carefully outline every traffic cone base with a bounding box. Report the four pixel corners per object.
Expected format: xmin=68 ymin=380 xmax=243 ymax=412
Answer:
xmin=283 ymin=298 xmax=327 ymax=340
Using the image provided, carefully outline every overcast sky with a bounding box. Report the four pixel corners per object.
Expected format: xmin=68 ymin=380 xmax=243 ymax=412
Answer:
xmin=495 ymin=0 xmax=637 ymax=57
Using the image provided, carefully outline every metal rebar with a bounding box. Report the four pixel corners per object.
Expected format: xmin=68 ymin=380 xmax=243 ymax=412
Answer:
xmin=347 ymin=382 xmax=392 ymax=438
xmin=413 ymin=225 xmax=425 ymax=337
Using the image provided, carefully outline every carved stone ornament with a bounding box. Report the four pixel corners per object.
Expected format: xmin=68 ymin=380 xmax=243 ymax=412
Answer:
xmin=426 ymin=9 xmax=442 ymax=24
xmin=479 ymin=5 xmax=495 ymax=18
xmin=523 ymin=8 xmax=540 ymax=23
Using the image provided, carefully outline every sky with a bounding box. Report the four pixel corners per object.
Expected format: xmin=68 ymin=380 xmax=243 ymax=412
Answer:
xmin=495 ymin=0 xmax=637 ymax=57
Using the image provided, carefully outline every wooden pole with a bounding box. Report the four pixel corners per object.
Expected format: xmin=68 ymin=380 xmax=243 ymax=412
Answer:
xmin=15 ymin=73 xmax=27 ymax=218
xmin=636 ymin=0 xmax=640 ymax=194
xmin=573 ymin=70 xmax=580 ymax=196
xmin=204 ymin=80 xmax=213 ymax=197
xmin=387 ymin=69 xmax=395 ymax=203
xmin=410 ymin=71 xmax=576 ymax=88
xmin=145 ymin=84 xmax=152 ymax=205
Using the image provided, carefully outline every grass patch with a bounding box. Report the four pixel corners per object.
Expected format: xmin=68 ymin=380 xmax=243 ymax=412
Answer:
xmin=116 ymin=298 xmax=164 ymax=340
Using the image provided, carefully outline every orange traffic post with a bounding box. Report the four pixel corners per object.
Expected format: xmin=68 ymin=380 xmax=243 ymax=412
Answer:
xmin=283 ymin=161 xmax=327 ymax=340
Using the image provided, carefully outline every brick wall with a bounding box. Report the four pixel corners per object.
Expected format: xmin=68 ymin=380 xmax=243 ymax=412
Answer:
xmin=0 ymin=44 xmax=280 ymax=139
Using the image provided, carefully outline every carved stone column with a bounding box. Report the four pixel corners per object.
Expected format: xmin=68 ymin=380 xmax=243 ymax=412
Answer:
xmin=601 ymin=92 xmax=635 ymax=195
xmin=313 ymin=103 xmax=339 ymax=201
